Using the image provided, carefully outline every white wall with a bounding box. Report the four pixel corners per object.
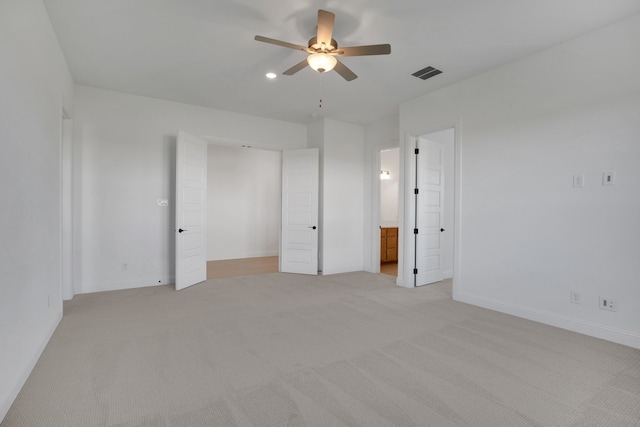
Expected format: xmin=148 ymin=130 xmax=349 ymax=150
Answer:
xmin=301 ymin=118 xmax=367 ymax=275
xmin=321 ymin=119 xmax=365 ymax=275
xmin=206 ymin=145 xmax=281 ymax=260
xmin=380 ymin=148 xmax=399 ymax=227
xmin=363 ymin=114 xmax=400 ymax=272
xmin=306 ymin=121 xmax=325 ymax=271
xmin=0 ymin=0 xmax=74 ymax=420
xmin=73 ymin=86 xmax=306 ymax=294
xmin=399 ymin=14 xmax=640 ymax=348
xmin=308 ymin=119 xmax=366 ymax=275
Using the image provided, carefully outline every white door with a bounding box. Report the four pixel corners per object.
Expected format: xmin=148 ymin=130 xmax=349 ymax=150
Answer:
xmin=175 ymin=131 xmax=207 ymax=290
xmin=280 ymin=148 xmax=319 ymax=275
xmin=415 ymin=138 xmax=444 ymax=286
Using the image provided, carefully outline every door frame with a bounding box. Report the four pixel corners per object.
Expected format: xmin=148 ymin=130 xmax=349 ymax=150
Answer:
xmin=376 ymin=147 xmax=401 ymax=274
xmin=366 ymin=141 xmax=400 ymax=276
xmin=205 ymin=142 xmax=283 ymax=271
xmin=195 ymin=137 xmax=316 ymax=279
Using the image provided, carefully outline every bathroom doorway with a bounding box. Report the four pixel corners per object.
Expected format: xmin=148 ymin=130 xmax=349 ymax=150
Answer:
xmin=379 ymin=147 xmax=400 ymax=277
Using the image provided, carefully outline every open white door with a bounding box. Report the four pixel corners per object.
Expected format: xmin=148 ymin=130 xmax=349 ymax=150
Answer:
xmin=415 ymin=138 xmax=444 ymax=286
xmin=175 ymin=131 xmax=207 ymax=290
xmin=280 ymin=148 xmax=319 ymax=275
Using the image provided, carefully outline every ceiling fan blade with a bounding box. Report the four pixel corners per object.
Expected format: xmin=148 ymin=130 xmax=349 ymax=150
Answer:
xmin=283 ymin=59 xmax=309 ymax=75
xmin=254 ymin=35 xmax=309 ymax=52
xmin=336 ymin=44 xmax=391 ymax=57
xmin=316 ymin=9 xmax=335 ymax=47
xmin=333 ymin=59 xmax=357 ymax=81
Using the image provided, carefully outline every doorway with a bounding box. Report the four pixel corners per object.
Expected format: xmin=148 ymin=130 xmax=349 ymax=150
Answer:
xmin=206 ymin=144 xmax=281 ymax=279
xmin=379 ymin=147 xmax=400 ymax=277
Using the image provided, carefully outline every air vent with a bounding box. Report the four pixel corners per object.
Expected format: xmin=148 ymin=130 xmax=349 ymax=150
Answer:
xmin=411 ymin=66 xmax=442 ymax=80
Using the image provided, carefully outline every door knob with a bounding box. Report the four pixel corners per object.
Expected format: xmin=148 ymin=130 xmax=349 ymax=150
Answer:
xmin=309 ymin=226 xmax=317 ymax=230
xmin=178 ymin=228 xmax=187 ymax=233
xmin=440 ymin=228 xmax=445 ymax=232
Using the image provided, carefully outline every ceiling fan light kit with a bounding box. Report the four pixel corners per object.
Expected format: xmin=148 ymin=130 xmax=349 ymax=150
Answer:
xmin=255 ymin=9 xmax=391 ymax=81
xmin=307 ymin=53 xmax=337 ymax=72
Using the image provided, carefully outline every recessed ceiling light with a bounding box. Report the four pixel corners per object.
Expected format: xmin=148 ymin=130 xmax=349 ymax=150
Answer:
xmin=265 ymin=72 xmax=277 ymax=79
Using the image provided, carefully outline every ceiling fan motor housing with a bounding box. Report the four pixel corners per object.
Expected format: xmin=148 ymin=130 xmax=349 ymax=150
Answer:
xmin=308 ymin=36 xmax=338 ymax=53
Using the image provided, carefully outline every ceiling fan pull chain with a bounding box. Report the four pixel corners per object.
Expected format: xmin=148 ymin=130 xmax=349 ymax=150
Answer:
xmin=319 ymin=74 xmax=323 ymax=109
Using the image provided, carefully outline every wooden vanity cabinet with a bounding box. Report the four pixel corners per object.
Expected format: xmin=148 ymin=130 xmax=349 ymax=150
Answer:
xmin=380 ymin=227 xmax=398 ymax=262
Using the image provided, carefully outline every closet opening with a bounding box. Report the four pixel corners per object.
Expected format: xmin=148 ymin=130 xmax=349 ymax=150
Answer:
xmin=206 ymin=144 xmax=281 ymax=279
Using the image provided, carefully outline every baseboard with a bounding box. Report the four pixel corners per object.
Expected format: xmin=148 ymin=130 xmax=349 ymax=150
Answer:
xmin=1 ymin=310 xmax=62 ymax=423
xmin=454 ymin=291 xmax=640 ymax=350
xmin=246 ymin=251 xmax=279 ymax=258
xmin=79 ymin=275 xmax=175 ymax=294
xmin=321 ymin=265 xmax=365 ymax=276
xmin=208 ymin=251 xmax=279 ymax=261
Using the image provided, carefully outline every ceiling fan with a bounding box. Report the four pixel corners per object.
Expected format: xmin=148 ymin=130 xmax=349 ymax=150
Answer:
xmin=254 ymin=9 xmax=391 ymax=81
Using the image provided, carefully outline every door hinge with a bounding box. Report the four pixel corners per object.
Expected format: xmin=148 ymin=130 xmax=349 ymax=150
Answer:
xmin=413 ymin=268 xmax=418 ymax=275
xmin=414 ymin=188 xmax=419 ymax=194
xmin=414 ymin=148 xmax=419 ymax=155
xmin=413 ymin=228 xmax=418 ymax=234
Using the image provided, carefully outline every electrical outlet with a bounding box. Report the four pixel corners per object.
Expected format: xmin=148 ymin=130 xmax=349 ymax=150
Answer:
xmin=570 ymin=291 xmax=581 ymax=304
xmin=599 ymin=296 xmax=617 ymax=312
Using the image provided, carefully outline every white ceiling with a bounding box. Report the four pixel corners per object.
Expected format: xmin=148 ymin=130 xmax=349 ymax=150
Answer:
xmin=43 ymin=0 xmax=640 ymax=125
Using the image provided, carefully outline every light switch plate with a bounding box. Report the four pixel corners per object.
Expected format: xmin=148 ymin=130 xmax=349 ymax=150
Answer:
xmin=572 ymin=174 xmax=584 ymax=188
xmin=602 ymin=172 xmax=615 ymax=186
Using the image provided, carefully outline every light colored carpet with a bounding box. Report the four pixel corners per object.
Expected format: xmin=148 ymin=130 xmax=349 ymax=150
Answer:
xmin=3 ymin=272 xmax=640 ymax=426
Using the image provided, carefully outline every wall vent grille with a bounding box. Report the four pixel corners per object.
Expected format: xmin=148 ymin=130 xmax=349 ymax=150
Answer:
xmin=412 ymin=66 xmax=442 ymax=80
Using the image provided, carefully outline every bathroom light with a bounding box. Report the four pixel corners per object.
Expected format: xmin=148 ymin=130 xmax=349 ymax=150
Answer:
xmin=307 ymin=53 xmax=337 ymax=73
